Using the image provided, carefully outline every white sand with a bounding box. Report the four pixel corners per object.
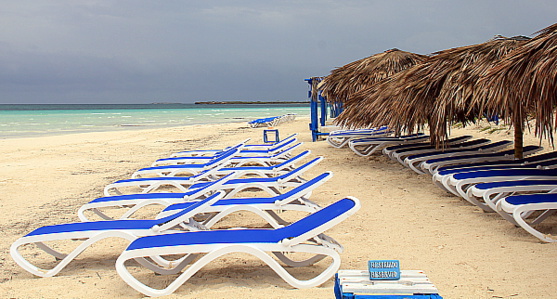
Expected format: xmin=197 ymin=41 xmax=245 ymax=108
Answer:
xmin=1 ymin=118 xmax=556 ymax=298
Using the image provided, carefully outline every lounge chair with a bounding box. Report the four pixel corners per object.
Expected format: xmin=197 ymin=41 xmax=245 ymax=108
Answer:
xmin=104 ymin=156 xmax=323 ymax=196
xmin=326 ymin=126 xmax=391 ymax=148
xmin=132 ymin=148 xmax=310 ymax=179
xmin=389 ymin=138 xmax=492 ymax=164
xmin=433 ymin=150 xmax=557 ymax=174
xmin=171 ymin=136 xmax=298 ymax=158
xmin=171 ymin=134 xmax=298 ymax=157
xmin=496 ymin=193 xmax=557 ymax=242
xmin=10 ymin=191 xmax=225 ymax=278
xmin=79 ymin=173 xmax=235 ymax=221
xmin=421 ymin=145 xmax=543 ymax=175
xmin=152 ymin=142 xmax=302 ymax=167
xmin=80 ymin=171 xmax=331 ymax=222
xmin=403 ymin=140 xmax=512 ymax=174
xmin=115 ymin=197 xmax=361 ymax=297
xmin=466 ymin=179 xmax=557 ymax=212
xmin=348 ymin=134 xmax=430 ymax=157
xmin=441 ymin=168 xmax=557 ymax=199
xmin=131 ymin=146 xmax=242 ymax=179
xmin=156 ymin=172 xmax=333 ymax=228
xmin=212 ymin=150 xmax=311 ymax=178
xmin=185 ymin=156 xmax=323 ymax=197
xmin=431 ymin=153 xmax=557 ymax=191
xmin=382 ymin=135 xmax=473 ymax=159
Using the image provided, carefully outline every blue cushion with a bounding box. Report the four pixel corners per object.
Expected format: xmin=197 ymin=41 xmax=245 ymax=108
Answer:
xmin=505 ymin=193 xmax=557 ymax=205
xmin=474 ymin=180 xmax=557 ymax=190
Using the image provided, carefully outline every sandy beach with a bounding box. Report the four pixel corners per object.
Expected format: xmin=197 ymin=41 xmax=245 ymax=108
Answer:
xmin=1 ymin=117 xmax=556 ymax=298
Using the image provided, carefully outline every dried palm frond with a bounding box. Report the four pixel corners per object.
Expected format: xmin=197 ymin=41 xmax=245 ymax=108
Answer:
xmin=319 ymin=49 xmax=427 ymax=104
xmin=478 ymin=22 xmax=557 ymax=152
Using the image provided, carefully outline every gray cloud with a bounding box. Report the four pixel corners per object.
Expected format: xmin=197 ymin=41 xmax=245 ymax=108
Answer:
xmin=0 ymin=0 xmax=555 ymax=103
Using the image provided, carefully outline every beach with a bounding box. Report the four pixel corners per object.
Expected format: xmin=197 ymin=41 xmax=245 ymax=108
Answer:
xmin=1 ymin=117 xmax=556 ymax=298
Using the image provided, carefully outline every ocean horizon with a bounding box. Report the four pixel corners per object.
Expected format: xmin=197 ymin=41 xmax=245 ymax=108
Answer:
xmin=0 ymin=103 xmax=309 ymax=138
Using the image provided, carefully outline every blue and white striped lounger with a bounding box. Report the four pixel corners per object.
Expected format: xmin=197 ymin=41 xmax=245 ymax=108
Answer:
xmin=80 ymin=171 xmax=331 ymax=222
xmin=382 ymin=135 xmax=473 ymax=159
xmin=403 ymin=140 xmax=512 ymax=174
xmin=115 ymin=197 xmax=361 ymax=297
xmin=104 ymin=156 xmax=323 ymax=196
xmin=10 ymin=191 xmax=225 ymax=278
xmin=442 ymin=168 xmax=557 ymax=199
xmin=421 ymin=145 xmax=543 ymax=175
xmin=466 ymin=179 xmax=557 ymax=213
xmin=496 ymin=193 xmax=557 ymax=242
xmin=157 ymin=172 xmax=333 ymax=228
xmin=390 ymin=137 xmax=492 ymax=164
xmin=348 ymin=134 xmax=429 ymax=157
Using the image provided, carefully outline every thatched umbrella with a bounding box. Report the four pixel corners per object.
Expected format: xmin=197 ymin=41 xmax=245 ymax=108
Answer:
xmin=476 ymin=23 xmax=557 ymax=158
xmin=319 ymin=49 xmax=427 ymax=104
xmin=336 ymin=36 xmax=528 ymax=148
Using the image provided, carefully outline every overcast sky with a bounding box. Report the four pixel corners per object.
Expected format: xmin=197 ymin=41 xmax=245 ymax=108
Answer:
xmin=1 ymin=1 xmax=556 ymax=104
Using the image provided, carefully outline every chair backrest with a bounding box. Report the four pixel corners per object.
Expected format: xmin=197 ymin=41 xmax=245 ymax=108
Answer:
xmin=152 ymin=191 xmax=226 ymax=232
xmin=274 ymin=172 xmax=333 ymax=203
xmin=453 ymin=168 xmax=557 ymax=180
xmin=181 ymin=172 xmax=237 ymax=199
xmin=205 ymin=146 xmax=243 ymax=168
xmin=271 ymin=142 xmax=303 ymax=159
xmin=276 ymin=156 xmax=323 ymax=181
xmin=524 ymin=151 xmax=557 ymax=163
xmin=278 ymin=197 xmax=360 ymax=246
xmin=267 ymin=137 xmax=297 ymax=152
xmin=271 ymin=150 xmax=311 ymax=168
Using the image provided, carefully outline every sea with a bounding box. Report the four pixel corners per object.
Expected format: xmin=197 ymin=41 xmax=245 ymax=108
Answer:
xmin=0 ymin=103 xmax=310 ymax=139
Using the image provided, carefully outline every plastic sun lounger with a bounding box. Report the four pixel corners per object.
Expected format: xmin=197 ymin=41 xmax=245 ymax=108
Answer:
xmin=185 ymin=156 xmax=324 ymax=198
xmin=212 ymin=150 xmax=311 ymax=178
xmin=171 ymin=134 xmax=298 ymax=157
xmin=79 ymin=173 xmax=235 ymax=221
xmin=152 ymin=142 xmax=302 ymax=167
xmin=434 ymin=150 xmax=557 ymax=174
xmin=382 ymin=135 xmax=473 ymax=160
xmin=496 ymin=193 xmax=557 ymax=242
xmin=80 ymin=171 xmax=331 ymax=222
xmin=403 ymin=140 xmax=512 ymax=174
xmin=441 ymin=168 xmax=557 ymax=199
xmin=431 ymin=157 xmax=557 ymax=195
xmin=115 ymin=197 xmax=361 ymax=297
xmin=104 ymin=159 xmax=234 ymax=196
xmin=10 ymin=191 xmax=226 ymax=278
xmin=171 ymin=136 xmax=298 ymax=158
xmin=137 ymin=146 xmax=242 ymax=179
xmin=326 ymin=126 xmax=391 ymax=148
xmin=389 ymin=138 xmax=492 ymax=164
xmin=132 ymin=147 xmax=309 ymax=179
xmin=104 ymin=156 xmax=323 ymax=196
xmin=156 ymin=172 xmax=333 ymax=228
xmin=466 ymin=179 xmax=557 ymax=213
xmin=421 ymin=145 xmax=543 ymax=175
xmin=248 ymin=116 xmax=281 ymax=128
xmin=348 ymin=134 xmax=429 ymax=157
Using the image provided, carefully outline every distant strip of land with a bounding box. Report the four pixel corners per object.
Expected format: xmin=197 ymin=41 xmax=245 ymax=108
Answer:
xmin=194 ymin=101 xmax=309 ymax=105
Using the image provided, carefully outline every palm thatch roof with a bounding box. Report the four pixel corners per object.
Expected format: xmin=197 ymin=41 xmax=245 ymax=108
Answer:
xmin=476 ymin=23 xmax=557 ymax=157
xmin=319 ymin=49 xmax=427 ymax=104
xmin=335 ymin=36 xmax=528 ymax=147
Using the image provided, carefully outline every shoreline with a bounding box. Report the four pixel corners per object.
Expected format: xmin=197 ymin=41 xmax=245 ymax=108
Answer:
xmin=1 ymin=119 xmax=556 ymax=298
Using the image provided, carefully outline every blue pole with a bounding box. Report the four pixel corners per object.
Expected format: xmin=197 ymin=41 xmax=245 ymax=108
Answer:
xmin=319 ymin=93 xmax=327 ymax=126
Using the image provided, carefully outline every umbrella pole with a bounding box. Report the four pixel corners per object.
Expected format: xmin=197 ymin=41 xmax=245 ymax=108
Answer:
xmin=514 ymin=111 xmax=524 ymax=159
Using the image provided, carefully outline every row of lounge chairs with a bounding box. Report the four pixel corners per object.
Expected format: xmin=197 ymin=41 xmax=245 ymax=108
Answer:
xmin=11 ymin=134 xmax=360 ymax=297
xmin=248 ymin=113 xmax=297 ymax=128
xmin=327 ymin=128 xmax=556 ymax=242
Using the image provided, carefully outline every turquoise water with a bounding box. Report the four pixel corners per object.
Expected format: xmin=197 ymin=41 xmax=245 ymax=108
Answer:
xmin=0 ymin=104 xmax=309 ymax=138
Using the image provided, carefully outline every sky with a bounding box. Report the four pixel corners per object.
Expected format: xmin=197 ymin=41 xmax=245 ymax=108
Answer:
xmin=0 ymin=1 xmax=556 ymax=104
